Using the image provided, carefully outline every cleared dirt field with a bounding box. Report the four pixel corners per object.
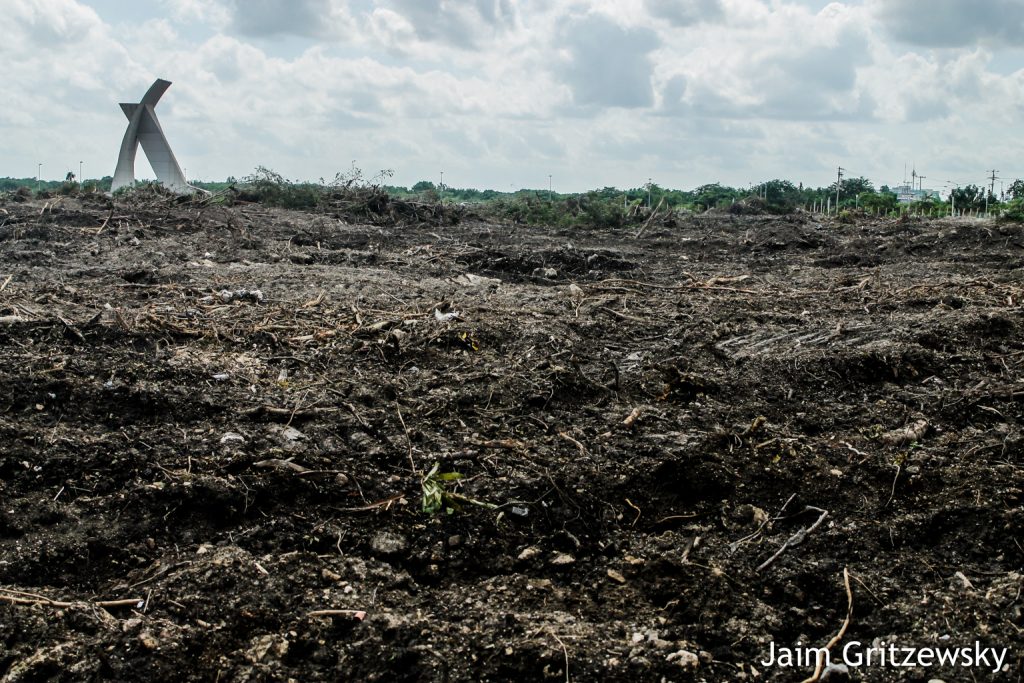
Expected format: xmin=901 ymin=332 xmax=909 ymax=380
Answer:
xmin=1 ymin=194 xmax=1022 ymax=682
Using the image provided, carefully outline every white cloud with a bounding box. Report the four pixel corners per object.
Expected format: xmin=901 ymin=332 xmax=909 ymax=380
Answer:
xmin=225 ymin=0 xmax=355 ymax=39
xmin=375 ymin=0 xmax=517 ymax=49
xmin=159 ymin=0 xmax=230 ymax=27
xmin=873 ymin=0 xmax=1024 ymax=48
xmin=1 ymin=0 xmax=1021 ymax=191
xmin=7 ymin=0 xmax=104 ymax=44
xmin=556 ymin=12 xmax=660 ymax=109
xmin=645 ymin=0 xmax=723 ymax=27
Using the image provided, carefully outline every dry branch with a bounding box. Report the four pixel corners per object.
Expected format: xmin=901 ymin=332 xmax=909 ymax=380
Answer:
xmin=0 ymin=587 xmax=141 ymax=610
xmin=756 ymin=506 xmax=829 ymax=572
xmin=800 ymin=568 xmax=854 ymax=683
xmin=634 ymin=197 xmax=665 ymax=239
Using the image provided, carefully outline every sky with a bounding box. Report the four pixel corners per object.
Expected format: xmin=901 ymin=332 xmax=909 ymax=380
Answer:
xmin=3 ymin=0 xmax=1023 ymax=193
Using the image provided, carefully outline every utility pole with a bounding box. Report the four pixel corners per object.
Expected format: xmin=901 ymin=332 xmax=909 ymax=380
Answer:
xmin=835 ymin=166 xmax=844 ymax=214
xmin=985 ymin=169 xmax=998 ymax=215
xmin=79 ymin=161 xmax=83 ymax=185
xmin=647 ymin=178 xmax=652 ymax=208
xmin=37 ymin=163 xmax=42 ymax=192
xmin=548 ymin=174 xmax=552 ymax=200
xmin=439 ymin=170 xmax=444 ymax=194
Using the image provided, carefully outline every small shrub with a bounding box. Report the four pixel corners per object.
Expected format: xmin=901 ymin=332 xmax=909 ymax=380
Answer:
xmin=238 ymin=166 xmax=321 ymax=209
xmin=998 ymin=198 xmax=1024 ymax=223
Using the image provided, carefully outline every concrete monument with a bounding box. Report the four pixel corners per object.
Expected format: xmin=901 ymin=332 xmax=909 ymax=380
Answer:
xmin=111 ymin=79 xmax=189 ymax=193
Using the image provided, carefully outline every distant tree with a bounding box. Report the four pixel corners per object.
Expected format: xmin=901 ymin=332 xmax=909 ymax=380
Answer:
xmin=1007 ymin=179 xmax=1024 ymax=200
xmin=693 ymin=183 xmax=737 ymax=210
xmin=951 ymin=184 xmax=985 ymax=211
xmin=844 ymin=176 xmax=874 ymax=197
xmin=827 ymin=176 xmax=874 ymax=205
xmin=412 ymin=180 xmax=436 ymax=192
xmin=859 ymin=190 xmax=898 ymax=213
xmin=591 ymin=186 xmax=620 ymax=199
xmin=760 ymin=179 xmax=801 ymax=212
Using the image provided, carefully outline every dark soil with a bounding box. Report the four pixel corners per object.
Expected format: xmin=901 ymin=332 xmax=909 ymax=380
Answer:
xmin=1 ymin=196 xmax=1022 ymax=682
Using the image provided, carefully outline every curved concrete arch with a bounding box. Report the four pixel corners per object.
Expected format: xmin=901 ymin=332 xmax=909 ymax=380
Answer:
xmin=111 ymin=79 xmax=189 ymax=193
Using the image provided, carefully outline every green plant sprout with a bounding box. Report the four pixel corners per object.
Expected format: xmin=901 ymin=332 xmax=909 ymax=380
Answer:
xmin=421 ymin=462 xmax=497 ymax=515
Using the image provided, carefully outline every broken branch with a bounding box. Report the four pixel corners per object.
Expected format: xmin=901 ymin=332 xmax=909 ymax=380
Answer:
xmin=800 ymin=568 xmax=854 ymax=683
xmin=756 ymin=505 xmax=829 ymax=572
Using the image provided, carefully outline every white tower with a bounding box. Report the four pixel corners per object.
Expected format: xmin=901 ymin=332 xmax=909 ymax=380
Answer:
xmin=111 ymin=79 xmax=189 ymax=193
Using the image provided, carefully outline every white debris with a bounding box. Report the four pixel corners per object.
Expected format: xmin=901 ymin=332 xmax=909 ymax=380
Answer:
xmin=881 ymin=419 xmax=928 ymax=446
xmin=549 ymin=552 xmax=576 ymax=566
xmin=201 ymin=289 xmax=265 ymax=304
xmin=517 ymin=546 xmax=541 ymax=562
xmin=433 ymin=308 xmax=461 ymax=323
xmin=667 ymin=650 xmax=700 ymax=669
xmin=451 ymin=273 xmax=501 ymax=288
xmin=279 ymin=426 xmax=306 ymax=442
xmin=220 ymin=432 xmax=245 ymax=444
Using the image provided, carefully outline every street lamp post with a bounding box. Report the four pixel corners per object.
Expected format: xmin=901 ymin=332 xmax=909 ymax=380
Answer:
xmin=37 ymin=163 xmax=42 ymax=192
xmin=79 ymin=161 xmax=83 ymax=185
xmin=548 ymin=174 xmax=552 ymax=200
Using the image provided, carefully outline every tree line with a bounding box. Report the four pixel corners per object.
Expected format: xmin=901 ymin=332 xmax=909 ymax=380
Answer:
xmin=4 ymin=172 xmax=1023 ymax=221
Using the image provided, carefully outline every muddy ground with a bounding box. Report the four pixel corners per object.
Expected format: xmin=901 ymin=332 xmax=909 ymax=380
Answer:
xmin=0 ymin=194 xmax=1022 ymax=682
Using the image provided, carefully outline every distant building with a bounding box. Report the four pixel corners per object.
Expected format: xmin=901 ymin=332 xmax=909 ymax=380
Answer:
xmin=894 ymin=184 xmax=940 ymax=203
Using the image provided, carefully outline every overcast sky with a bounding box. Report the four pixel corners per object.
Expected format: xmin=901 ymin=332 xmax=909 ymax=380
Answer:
xmin=4 ymin=0 xmax=1023 ymax=192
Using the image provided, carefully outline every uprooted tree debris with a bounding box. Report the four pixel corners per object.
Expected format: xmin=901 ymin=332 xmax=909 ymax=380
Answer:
xmin=0 ymin=189 xmax=1022 ymax=681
